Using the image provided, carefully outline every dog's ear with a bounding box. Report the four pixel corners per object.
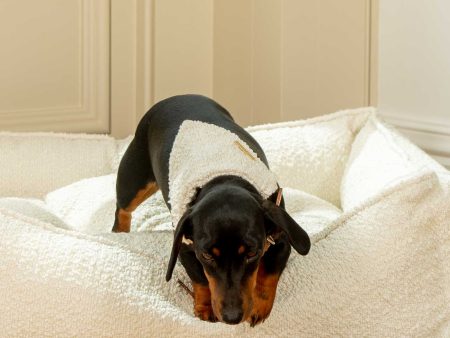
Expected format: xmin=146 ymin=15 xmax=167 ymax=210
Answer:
xmin=165 ymin=210 xmax=192 ymax=281
xmin=262 ymin=200 xmax=311 ymax=255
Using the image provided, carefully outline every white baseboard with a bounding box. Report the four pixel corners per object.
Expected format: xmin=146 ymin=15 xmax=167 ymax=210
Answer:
xmin=380 ymin=113 xmax=450 ymax=136
xmin=380 ymin=114 xmax=450 ymax=169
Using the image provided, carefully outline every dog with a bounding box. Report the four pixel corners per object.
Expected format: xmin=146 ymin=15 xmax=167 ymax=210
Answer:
xmin=113 ymin=94 xmax=310 ymax=326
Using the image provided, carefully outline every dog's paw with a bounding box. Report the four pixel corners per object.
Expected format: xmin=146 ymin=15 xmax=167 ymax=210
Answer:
xmin=192 ymin=283 xmax=217 ymax=322
xmin=194 ymin=304 xmax=217 ymax=322
xmin=247 ymin=293 xmax=274 ymax=327
xmin=247 ymin=274 xmax=279 ymax=327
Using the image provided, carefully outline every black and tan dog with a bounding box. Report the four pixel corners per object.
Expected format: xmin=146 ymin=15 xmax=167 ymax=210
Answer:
xmin=113 ymin=94 xmax=310 ymax=326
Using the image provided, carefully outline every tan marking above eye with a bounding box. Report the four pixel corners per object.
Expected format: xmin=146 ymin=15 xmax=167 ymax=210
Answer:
xmin=238 ymin=245 xmax=245 ymax=255
xmin=212 ymin=247 xmax=221 ymax=257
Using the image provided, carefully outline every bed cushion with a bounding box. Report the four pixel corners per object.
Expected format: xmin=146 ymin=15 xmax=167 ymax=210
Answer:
xmin=340 ymin=115 xmax=446 ymax=211
xmin=247 ymin=108 xmax=372 ymax=207
xmin=1 ymin=108 xmax=449 ymax=337
xmin=0 ymin=132 xmax=117 ymax=198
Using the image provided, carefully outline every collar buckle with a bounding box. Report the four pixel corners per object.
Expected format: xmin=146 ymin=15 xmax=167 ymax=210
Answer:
xmin=266 ymin=235 xmax=276 ymax=245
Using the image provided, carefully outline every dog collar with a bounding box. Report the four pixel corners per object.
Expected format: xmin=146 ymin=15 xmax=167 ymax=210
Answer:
xmin=266 ymin=187 xmax=283 ymax=246
xmin=181 ymin=235 xmax=276 ymax=246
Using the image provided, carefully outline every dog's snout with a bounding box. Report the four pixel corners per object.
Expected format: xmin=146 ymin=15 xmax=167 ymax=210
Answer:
xmin=221 ymin=306 xmax=244 ymax=324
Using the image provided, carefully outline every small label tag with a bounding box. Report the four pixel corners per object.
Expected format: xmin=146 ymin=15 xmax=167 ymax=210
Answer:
xmin=234 ymin=140 xmax=256 ymax=161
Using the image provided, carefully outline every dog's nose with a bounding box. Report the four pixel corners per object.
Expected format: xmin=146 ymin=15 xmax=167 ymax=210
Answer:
xmin=221 ymin=308 xmax=243 ymax=324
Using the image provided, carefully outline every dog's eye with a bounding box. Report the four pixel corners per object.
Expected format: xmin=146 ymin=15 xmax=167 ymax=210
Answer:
xmin=246 ymin=251 xmax=259 ymax=263
xmin=202 ymin=252 xmax=214 ymax=262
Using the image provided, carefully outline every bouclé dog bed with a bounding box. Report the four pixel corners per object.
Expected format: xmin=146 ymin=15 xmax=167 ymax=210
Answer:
xmin=0 ymin=108 xmax=449 ymax=337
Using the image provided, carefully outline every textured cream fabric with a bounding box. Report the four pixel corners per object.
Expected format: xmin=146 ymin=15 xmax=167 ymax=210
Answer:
xmin=1 ymin=108 xmax=449 ymax=337
xmin=248 ymin=108 xmax=374 ymax=207
xmin=341 ymin=115 xmax=447 ymax=211
xmin=0 ymin=132 xmax=117 ymax=198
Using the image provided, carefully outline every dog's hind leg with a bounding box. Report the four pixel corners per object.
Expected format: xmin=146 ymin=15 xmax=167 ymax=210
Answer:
xmin=113 ymin=138 xmax=158 ymax=233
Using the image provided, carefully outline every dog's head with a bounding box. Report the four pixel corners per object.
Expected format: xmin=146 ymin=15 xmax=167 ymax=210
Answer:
xmin=165 ymin=184 xmax=310 ymax=324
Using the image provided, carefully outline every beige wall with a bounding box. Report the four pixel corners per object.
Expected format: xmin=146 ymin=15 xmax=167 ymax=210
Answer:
xmin=281 ymin=0 xmax=372 ymax=121
xmin=214 ymin=0 xmax=374 ymax=126
xmin=378 ymin=0 xmax=450 ymax=167
xmin=153 ymin=0 xmax=213 ymax=101
xmin=0 ymin=0 xmax=375 ymax=136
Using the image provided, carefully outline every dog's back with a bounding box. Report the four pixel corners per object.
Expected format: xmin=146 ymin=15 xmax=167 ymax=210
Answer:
xmin=136 ymin=94 xmax=270 ymax=201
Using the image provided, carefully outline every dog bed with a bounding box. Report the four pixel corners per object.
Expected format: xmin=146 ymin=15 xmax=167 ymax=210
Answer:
xmin=0 ymin=108 xmax=449 ymax=337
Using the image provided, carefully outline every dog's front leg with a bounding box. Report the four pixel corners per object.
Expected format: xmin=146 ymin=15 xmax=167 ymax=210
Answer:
xmin=192 ymin=283 xmax=217 ymax=322
xmin=249 ymin=263 xmax=280 ymax=326
xmin=179 ymin=245 xmax=217 ymax=322
xmin=248 ymin=235 xmax=291 ymax=327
